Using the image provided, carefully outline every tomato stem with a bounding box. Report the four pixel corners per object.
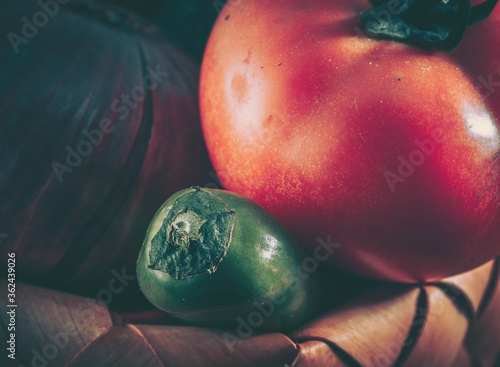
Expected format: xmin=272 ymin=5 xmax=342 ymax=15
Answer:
xmin=362 ymin=0 xmax=498 ymax=51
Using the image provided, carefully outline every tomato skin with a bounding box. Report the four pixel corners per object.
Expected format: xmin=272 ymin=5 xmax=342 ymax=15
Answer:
xmin=200 ymin=0 xmax=500 ymax=282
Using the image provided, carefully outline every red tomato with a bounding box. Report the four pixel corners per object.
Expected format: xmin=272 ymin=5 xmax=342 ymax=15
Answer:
xmin=199 ymin=0 xmax=500 ymax=282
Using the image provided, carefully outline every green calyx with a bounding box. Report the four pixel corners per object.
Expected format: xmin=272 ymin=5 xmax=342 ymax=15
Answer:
xmin=148 ymin=187 xmax=236 ymax=280
xmin=362 ymin=0 xmax=499 ymax=51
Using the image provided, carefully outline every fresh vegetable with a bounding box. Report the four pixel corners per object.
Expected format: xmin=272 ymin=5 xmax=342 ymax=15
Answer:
xmin=137 ymin=187 xmax=318 ymax=330
xmin=199 ymin=0 xmax=500 ymax=282
xmin=0 ymin=0 xmax=212 ymax=309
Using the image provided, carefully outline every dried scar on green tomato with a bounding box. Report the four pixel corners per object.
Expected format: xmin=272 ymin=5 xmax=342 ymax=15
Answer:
xmin=137 ymin=187 xmax=319 ymax=331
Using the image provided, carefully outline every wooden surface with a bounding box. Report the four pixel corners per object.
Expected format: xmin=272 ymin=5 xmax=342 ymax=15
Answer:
xmin=1 ymin=257 xmax=499 ymax=367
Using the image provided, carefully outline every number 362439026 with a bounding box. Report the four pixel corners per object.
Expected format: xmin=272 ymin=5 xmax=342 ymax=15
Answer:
xmin=7 ymin=253 xmax=15 ymax=303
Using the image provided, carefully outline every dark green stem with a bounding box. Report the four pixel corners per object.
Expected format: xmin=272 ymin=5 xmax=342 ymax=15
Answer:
xmin=362 ymin=0 xmax=499 ymax=51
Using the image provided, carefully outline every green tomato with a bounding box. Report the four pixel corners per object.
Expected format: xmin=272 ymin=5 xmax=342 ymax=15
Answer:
xmin=136 ymin=187 xmax=318 ymax=331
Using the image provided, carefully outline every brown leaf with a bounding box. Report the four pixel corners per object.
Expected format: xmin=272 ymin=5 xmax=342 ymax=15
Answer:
xmin=3 ymin=258 xmax=500 ymax=367
xmin=292 ymin=285 xmax=420 ymax=366
xmin=1 ymin=280 xmax=112 ymax=367
xmin=465 ymin=258 xmax=500 ymax=367
xmin=67 ymin=326 xmax=162 ymax=367
xmin=132 ymin=324 xmax=297 ymax=367
xmin=401 ymin=286 xmax=468 ymax=367
xmin=291 ymin=341 xmax=348 ymax=367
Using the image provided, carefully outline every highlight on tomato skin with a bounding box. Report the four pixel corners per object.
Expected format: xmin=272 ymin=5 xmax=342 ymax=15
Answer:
xmin=136 ymin=187 xmax=320 ymax=331
xmin=199 ymin=0 xmax=500 ymax=282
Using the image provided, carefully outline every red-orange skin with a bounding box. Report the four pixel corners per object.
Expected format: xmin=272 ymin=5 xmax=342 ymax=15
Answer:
xmin=200 ymin=0 xmax=500 ymax=282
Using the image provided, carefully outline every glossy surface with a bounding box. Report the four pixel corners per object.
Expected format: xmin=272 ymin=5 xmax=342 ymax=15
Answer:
xmin=200 ymin=0 xmax=500 ymax=281
xmin=137 ymin=187 xmax=318 ymax=330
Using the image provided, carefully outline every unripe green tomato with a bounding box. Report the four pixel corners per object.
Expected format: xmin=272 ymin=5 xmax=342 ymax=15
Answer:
xmin=136 ymin=187 xmax=319 ymax=331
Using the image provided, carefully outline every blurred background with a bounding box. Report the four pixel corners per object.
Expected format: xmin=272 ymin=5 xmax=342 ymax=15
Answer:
xmin=100 ymin=0 xmax=227 ymax=61
xmin=0 ymin=0 xmax=231 ymax=313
